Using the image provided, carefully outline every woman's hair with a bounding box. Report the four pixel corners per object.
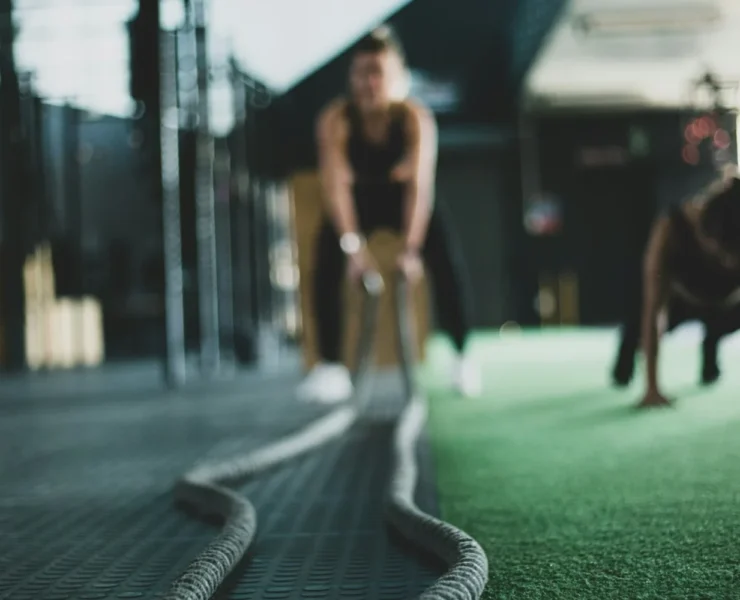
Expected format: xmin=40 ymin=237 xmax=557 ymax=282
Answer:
xmin=701 ymin=176 xmax=740 ymax=252
xmin=352 ymin=26 xmax=406 ymax=63
xmin=350 ymin=25 xmax=410 ymax=100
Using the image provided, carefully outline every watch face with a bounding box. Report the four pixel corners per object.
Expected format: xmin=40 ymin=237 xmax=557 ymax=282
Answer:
xmin=340 ymin=233 xmax=361 ymax=254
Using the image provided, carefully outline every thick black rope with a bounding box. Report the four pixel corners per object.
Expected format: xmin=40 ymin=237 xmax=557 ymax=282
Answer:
xmin=165 ymin=270 xmax=489 ymax=600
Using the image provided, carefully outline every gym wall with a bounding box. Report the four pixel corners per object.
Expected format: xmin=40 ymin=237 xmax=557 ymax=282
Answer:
xmin=518 ymin=109 xmax=738 ymax=327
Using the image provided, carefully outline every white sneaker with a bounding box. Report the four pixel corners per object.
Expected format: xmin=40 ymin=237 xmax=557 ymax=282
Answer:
xmin=451 ymin=356 xmax=482 ymax=397
xmin=296 ymin=363 xmax=353 ymax=404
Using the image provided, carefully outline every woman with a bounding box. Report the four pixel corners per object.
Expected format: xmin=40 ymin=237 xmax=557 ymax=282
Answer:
xmin=296 ymin=27 xmax=480 ymax=404
xmin=636 ymin=173 xmax=740 ymax=407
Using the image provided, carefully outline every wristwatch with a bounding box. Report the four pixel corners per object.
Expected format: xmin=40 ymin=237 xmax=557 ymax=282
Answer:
xmin=339 ymin=232 xmax=364 ymax=255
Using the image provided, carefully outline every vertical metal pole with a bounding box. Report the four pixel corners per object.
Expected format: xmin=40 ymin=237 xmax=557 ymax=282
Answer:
xmin=518 ymin=111 xmax=540 ymax=226
xmin=250 ymin=179 xmax=264 ymax=326
xmin=517 ymin=111 xmax=541 ymax=326
xmin=243 ymin=97 xmax=272 ymax=364
xmin=159 ymin=29 xmax=187 ymax=386
xmin=0 ymin=0 xmax=27 ymax=370
xmin=229 ymin=74 xmax=255 ymax=359
xmin=64 ymin=102 xmax=83 ymax=294
xmin=18 ymin=74 xmax=40 ymax=244
xmin=265 ymin=183 xmax=281 ymax=330
xmin=214 ymin=136 xmax=235 ymax=365
xmin=32 ymin=95 xmax=49 ymax=241
xmin=250 ymin=180 xmax=266 ymax=335
xmin=190 ymin=0 xmax=220 ymax=375
xmin=252 ymin=179 xmax=280 ymax=369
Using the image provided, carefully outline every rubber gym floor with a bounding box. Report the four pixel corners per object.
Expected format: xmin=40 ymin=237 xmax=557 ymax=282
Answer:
xmin=2 ymin=326 xmax=739 ymax=599
xmin=423 ymin=326 xmax=740 ymax=599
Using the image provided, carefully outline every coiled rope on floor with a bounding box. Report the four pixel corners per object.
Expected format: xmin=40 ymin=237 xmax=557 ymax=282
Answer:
xmin=164 ymin=271 xmax=382 ymax=600
xmin=165 ymin=270 xmax=489 ymax=600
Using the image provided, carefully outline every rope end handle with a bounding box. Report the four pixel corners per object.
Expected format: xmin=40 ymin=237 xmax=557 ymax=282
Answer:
xmin=361 ymin=269 xmax=385 ymax=296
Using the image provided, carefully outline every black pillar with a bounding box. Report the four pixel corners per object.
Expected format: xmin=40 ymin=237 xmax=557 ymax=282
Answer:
xmin=62 ymin=102 xmax=82 ymax=295
xmin=214 ymin=136 xmax=235 ymax=365
xmin=0 ymin=0 xmax=27 ymax=370
xmin=229 ymin=72 xmax=256 ymax=364
xmin=132 ymin=0 xmax=188 ymax=385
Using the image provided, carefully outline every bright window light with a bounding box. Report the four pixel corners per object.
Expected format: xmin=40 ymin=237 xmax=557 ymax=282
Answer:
xmin=160 ymin=0 xmax=185 ymax=31
xmin=14 ymin=0 xmax=412 ymax=123
xmin=14 ymin=0 xmax=138 ymax=118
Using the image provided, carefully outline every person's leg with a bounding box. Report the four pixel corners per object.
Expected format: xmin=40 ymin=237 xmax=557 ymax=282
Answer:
xmin=612 ymin=318 xmax=640 ymax=386
xmin=314 ymin=221 xmax=346 ymax=362
xmin=612 ymin=264 xmax=644 ymax=386
xmin=420 ymin=204 xmax=480 ymax=396
xmin=701 ymin=304 xmax=740 ymax=385
xmin=701 ymin=319 xmax=721 ymax=385
xmin=296 ymin=220 xmax=352 ymax=403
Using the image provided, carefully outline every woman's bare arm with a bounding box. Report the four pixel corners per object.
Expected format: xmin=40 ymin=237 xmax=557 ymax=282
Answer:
xmin=394 ymin=100 xmax=438 ymax=252
xmin=316 ymin=100 xmax=357 ymax=237
xmin=641 ymin=216 xmax=672 ymax=395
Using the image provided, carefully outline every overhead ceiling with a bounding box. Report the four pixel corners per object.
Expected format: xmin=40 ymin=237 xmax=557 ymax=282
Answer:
xmin=524 ymin=0 xmax=740 ymax=109
xmin=214 ymin=0 xmax=412 ymax=93
xmin=12 ymin=0 xmax=412 ymax=119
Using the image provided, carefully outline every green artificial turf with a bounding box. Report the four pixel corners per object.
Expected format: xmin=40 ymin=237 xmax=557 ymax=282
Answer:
xmin=422 ymin=328 xmax=740 ymax=599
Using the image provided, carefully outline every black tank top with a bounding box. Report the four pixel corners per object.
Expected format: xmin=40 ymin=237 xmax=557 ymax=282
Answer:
xmin=345 ymin=102 xmax=407 ymax=204
xmin=666 ymin=206 xmax=740 ymax=305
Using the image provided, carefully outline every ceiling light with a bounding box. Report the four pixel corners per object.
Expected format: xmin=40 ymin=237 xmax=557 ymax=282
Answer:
xmin=572 ymin=4 xmax=722 ymax=35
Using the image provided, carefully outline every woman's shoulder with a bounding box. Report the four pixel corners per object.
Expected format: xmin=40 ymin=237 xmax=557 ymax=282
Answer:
xmin=316 ymin=97 xmax=352 ymax=139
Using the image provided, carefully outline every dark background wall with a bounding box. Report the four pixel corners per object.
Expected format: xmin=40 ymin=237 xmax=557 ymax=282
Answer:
xmin=519 ymin=109 xmax=738 ymax=326
xmin=40 ymin=106 xmax=161 ymax=288
xmin=435 ymin=145 xmax=511 ymax=328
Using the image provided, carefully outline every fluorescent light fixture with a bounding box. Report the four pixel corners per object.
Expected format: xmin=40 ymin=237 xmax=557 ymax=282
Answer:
xmin=526 ymin=60 xmax=694 ymax=108
xmin=572 ymin=4 xmax=722 ymax=35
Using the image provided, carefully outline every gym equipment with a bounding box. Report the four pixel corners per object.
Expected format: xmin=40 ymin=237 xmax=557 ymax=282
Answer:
xmin=166 ymin=271 xmax=488 ymax=600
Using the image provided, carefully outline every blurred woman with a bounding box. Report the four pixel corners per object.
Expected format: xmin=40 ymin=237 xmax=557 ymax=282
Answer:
xmin=296 ymin=27 xmax=480 ymax=404
xmin=624 ymin=173 xmax=740 ymax=407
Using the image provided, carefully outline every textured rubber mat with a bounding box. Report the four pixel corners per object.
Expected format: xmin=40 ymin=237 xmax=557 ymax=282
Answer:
xmin=0 ymin=366 xmax=443 ymax=599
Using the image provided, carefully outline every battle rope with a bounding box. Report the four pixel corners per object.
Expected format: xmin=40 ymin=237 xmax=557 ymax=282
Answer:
xmin=387 ymin=273 xmax=489 ymax=599
xmin=165 ymin=271 xmax=489 ymax=600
